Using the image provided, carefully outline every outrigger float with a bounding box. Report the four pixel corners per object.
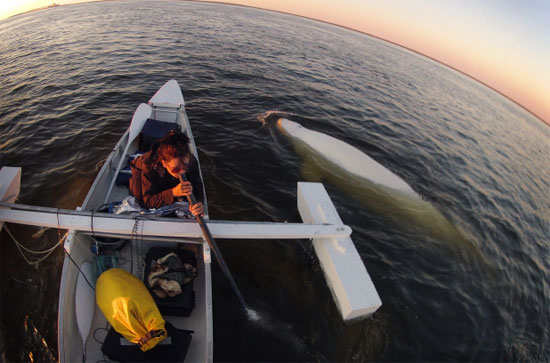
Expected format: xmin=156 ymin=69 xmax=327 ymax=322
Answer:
xmin=0 ymin=80 xmax=381 ymax=362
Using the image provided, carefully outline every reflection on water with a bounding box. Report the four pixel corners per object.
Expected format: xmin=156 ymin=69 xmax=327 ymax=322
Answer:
xmin=0 ymin=1 xmax=549 ymax=362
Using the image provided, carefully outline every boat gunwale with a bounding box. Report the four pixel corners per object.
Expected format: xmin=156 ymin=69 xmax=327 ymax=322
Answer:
xmin=57 ymin=81 xmax=214 ymax=362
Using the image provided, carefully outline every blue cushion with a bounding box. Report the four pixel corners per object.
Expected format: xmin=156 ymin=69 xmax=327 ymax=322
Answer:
xmin=139 ymin=118 xmax=181 ymax=152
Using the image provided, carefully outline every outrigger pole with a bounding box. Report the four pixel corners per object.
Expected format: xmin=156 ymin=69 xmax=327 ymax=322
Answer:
xmin=0 ymin=166 xmax=382 ymax=321
xmin=179 ymin=174 xmax=249 ymax=311
xmin=0 ymin=202 xmax=350 ymax=241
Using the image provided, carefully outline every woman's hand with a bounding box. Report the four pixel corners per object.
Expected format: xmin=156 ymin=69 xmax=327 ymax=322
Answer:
xmin=172 ymin=181 xmax=193 ymax=197
xmin=189 ymin=202 xmax=204 ymax=216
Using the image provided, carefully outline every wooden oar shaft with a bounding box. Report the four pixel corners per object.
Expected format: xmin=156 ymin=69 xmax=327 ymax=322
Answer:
xmin=179 ymin=174 xmax=248 ymax=310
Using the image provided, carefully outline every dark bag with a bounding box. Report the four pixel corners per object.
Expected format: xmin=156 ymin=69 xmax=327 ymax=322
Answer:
xmin=144 ymin=247 xmax=196 ymax=317
xmin=101 ymin=321 xmax=193 ymax=362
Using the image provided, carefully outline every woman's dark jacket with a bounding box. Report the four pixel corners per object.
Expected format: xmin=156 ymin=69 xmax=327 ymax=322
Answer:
xmin=129 ymin=150 xmax=204 ymax=209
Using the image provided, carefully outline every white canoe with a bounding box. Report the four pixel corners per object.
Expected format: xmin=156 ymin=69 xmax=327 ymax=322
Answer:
xmin=0 ymin=80 xmax=382 ymax=363
xmin=57 ymin=80 xmax=214 ymax=362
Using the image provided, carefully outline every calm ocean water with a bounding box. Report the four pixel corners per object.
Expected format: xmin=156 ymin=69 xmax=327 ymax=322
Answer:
xmin=1 ymin=1 xmax=549 ymax=362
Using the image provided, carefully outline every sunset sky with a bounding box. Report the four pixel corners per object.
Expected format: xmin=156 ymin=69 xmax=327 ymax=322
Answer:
xmin=1 ymin=0 xmax=548 ymax=124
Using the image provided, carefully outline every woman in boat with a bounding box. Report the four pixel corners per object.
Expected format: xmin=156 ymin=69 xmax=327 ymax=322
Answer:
xmin=129 ymin=129 xmax=204 ymax=216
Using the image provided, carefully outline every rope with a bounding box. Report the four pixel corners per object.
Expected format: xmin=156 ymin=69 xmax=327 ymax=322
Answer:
xmin=57 ymin=208 xmax=62 ymax=247
xmin=2 ymin=214 xmax=96 ymax=294
xmin=93 ymin=323 xmax=112 ymax=363
xmin=91 ymin=209 xmax=99 ymax=255
xmin=131 ymin=215 xmax=150 ymax=278
xmin=63 ymin=246 xmax=96 ymax=291
xmin=131 ymin=217 xmax=141 ymax=275
xmin=3 ymin=224 xmax=67 ymax=267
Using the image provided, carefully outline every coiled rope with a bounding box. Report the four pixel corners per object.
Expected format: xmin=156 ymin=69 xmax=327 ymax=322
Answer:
xmin=3 ymin=224 xmax=67 ymax=267
xmin=2 ymin=208 xmax=67 ymax=267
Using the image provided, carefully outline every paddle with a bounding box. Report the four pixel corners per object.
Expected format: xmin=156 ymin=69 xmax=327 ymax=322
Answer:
xmin=179 ymin=174 xmax=249 ymax=311
xmin=104 ymin=103 xmax=152 ymax=204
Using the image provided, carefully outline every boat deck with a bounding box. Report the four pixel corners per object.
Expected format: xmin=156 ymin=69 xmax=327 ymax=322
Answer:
xmin=84 ymin=237 xmax=212 ymax=362
xmin=71 ymin=97 xmax=213 ymax=362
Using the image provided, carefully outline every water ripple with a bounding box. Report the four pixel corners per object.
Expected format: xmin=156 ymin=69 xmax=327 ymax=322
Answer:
xmin=0 ymin=2 xmax=548 ymax=362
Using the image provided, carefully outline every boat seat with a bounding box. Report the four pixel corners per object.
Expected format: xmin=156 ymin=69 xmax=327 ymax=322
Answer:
xmin=115 ymin=118 xmax=182 ymax=189
xmin=115 ymin=167 xmax=132 ymax=186
xmin=144 ymin=247 xmax=196 ymax=317
xmin=139 ymin=118 xmax=181 ymax=153
xmin=101 ymin=321 xmax=193 ymax=363
xmin=114 ymin=118 xmax=181 ymax=187
xmin=115 ymin=153 xmax=143 ymax=187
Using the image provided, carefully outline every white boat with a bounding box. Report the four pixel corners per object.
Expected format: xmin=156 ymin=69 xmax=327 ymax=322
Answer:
xmin=58 ymin=79 xmax=214 ymax=362
xmin=0 ymin=80 xmax=382 ymax=362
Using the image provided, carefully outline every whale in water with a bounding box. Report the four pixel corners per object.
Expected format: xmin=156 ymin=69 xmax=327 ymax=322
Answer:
xmin=276 ymin=118 xmax=476 ymax=253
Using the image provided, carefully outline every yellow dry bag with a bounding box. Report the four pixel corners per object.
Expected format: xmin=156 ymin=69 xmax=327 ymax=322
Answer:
xmin=96 ymin=268 xmax=166 ymax=352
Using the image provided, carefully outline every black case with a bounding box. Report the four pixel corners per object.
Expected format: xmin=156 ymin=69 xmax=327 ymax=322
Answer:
xmin=144 ymin=247 xmax=196 ymax=317
xmin=101 ymin=321 xmax=193 ymax=362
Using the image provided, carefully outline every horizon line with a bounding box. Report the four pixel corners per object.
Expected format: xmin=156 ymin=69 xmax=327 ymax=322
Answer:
xmin=195 ymin=0 xmax=549 ymax=127
xmin=4 ymin=0 xmax=548 ymax=127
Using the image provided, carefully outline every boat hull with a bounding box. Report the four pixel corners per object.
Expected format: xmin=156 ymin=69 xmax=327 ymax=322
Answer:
xmin=58 ymin=80 xmax=213 ymax=362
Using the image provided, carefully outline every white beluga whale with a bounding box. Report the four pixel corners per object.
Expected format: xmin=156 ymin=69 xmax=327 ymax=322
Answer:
xmin=276 ymin=118 xmax=478 ymax=254
xmin=277 ymin=118 xmax=417 ymax=196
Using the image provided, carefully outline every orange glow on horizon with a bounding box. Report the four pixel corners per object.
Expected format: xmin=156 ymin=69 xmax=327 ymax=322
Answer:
xmin=200 ymin=0 xmax=549 ymax=124
xmin=0 ymin=0 xmax=53 ymax=19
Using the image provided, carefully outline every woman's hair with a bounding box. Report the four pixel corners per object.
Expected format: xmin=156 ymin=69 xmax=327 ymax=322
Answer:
xmin=148 ymin=130 xmax=190 ymax=165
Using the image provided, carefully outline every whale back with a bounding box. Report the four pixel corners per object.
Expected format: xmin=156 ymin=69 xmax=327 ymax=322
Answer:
xmin=277 ymin=118 xmax=416 ymax=196
xmin=276 ymin=118 xmax=483 ymax=258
